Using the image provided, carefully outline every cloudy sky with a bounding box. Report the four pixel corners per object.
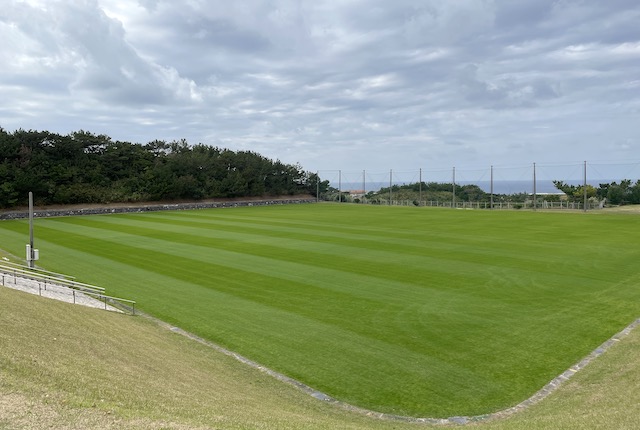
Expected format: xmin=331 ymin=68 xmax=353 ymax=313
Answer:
xmin=1 ymin=0 xmax=639 ymax=179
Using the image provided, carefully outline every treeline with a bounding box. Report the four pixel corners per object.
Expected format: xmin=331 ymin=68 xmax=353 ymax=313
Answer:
xmin=363 ymin=182 xmax=487 ymax=204
xmin=553 ymin=180 xmax=640 ymax=205
xmin=0 ymin=128 xmax=325 ymax=208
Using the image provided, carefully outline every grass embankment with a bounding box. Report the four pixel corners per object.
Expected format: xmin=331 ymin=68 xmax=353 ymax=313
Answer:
xmin=1 ymin=205 xmax=640 ymax=417
xmin=1 ymin=286 xmax=640 ymax=429
xmin=0 ymin=286 xmax=400 ymax=429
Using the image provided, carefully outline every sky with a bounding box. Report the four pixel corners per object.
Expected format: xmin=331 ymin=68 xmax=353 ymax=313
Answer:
xmin=1 ymin=0 xmax=639 ymax=180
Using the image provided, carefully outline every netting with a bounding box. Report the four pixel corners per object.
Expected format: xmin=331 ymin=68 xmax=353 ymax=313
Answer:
xmin=316 ymin=161 xmax=640 ymax=209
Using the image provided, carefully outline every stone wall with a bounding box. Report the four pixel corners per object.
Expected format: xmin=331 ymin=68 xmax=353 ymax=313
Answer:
xmin=0 ymin=199 xmax=316 ymax=220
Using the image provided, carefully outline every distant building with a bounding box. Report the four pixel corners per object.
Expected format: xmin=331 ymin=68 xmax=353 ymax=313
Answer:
xmin=349 ymin=190 xmax=366 ymax=199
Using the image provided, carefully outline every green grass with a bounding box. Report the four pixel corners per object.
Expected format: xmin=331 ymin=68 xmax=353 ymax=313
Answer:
xmin=0 ymin=286 xmax=408 ymax=429
xmin=3 ymin=276 xmax=640 ymax=429
xmin=1 ymin=204 xmax=639 ymax=417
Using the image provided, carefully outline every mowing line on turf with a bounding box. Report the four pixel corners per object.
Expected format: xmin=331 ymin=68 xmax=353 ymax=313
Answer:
xmin=1 ymin=205 xmax=639 ymax=417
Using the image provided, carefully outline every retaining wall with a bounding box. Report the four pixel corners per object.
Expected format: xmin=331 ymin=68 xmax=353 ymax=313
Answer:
xmin=0 ymin=199 xmax=316 ymax=220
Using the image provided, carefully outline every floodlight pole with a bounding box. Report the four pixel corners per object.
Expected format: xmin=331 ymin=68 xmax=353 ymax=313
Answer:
xmin=28 ymin=192 xmax=34 ymax=268
xmin=338 ymin=170 xmax=342 ymax=203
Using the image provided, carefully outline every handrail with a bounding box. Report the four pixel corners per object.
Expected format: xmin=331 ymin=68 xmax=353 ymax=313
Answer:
xmin=0 ymin=264 xmax=104 ymax=293
xmin=55 ymin=278 xmax=106 ymax=293
xmin=0 ymin=260 xmax=75 ymax=280
xmin=83 ymin=290 xmax=137 ymax=315
xmin=0 ymin=265 xmax=135 ymax=315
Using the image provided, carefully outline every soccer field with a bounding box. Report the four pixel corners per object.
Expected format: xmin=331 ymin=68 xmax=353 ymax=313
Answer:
xmin=1 ymin=204 xmax=639 ymax=417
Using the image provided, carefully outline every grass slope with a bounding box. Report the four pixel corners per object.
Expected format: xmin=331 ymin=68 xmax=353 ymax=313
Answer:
xmin=2 ymin=286 xmax=640 ymax=429
xmin=1 ymin=204 xmax=639 ymax=417
xmin=0 ymin=286 xmax=400 ymax=429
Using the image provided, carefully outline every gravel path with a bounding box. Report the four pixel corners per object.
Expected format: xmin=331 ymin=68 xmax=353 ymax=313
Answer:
xmin=0 ymin=272 xmax=121 ymax=312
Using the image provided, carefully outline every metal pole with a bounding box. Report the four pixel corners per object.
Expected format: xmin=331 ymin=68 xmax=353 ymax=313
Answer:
xmin=533 ymin=163 xmax=537 ymax=211
xmin=28 ymin=192 xmax=34 ymax=268
xmin=419 ymin=168 xmax=422 ymax=206
xmin=363 ymin=170 xmax=366 ymax=203
xmin=316 ymin=171 xmax=319 ymax=203
xmin=583 ymin=161 xmax=587 ymax=212
xmin=452 ymin=167 xmax=456 ymax=208
xmin=338 ymin=170 xmax=342 ymax=203
xmin=490 ymin=165 xmax=494 ymax=209
xmin=389 ymin=169 xmax=392 ymax=205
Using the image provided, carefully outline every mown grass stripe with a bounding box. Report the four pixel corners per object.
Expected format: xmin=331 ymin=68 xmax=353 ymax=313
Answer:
xmin=114 ymin=208 xmax=640 ymax=280
xmin=3 ymin=223 xmax=511 ymax=414
xmin=1 ymin=204 xmax=640 ymax=417
xmin=46 ymin=212 xmax=617 ymax=291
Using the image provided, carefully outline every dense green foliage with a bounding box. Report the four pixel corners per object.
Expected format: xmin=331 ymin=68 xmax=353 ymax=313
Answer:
xmin=553 ymin=179 xmax=640 ymax=205
xmin=365 ymin=182 xmax=488 ymax=204
xmin=0 ymin=127 xmax=325 ymax=208
xmin=1 ymin=205 xmax=639 ymax=417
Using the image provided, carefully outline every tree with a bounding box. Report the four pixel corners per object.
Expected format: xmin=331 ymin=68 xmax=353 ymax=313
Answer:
xmin=606 ymin=180 xmax=632 ymax=205
xmin=0 ymin=128 xmax=319 ymax=207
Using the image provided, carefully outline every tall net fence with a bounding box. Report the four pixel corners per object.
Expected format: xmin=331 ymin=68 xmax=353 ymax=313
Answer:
xmin=316 ymin=161 xmax=640 ymax=210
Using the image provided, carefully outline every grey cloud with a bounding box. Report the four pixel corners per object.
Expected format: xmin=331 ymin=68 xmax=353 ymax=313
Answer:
xmin=2 ymin=0 xmax=199 ymax=107
xmin=2 ymin=0 xmax=639 ymax=172
xmin=403 ymin=0 xmax=497 ymax=47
